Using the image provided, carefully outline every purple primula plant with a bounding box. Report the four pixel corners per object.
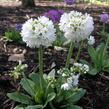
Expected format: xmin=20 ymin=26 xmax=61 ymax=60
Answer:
xmin=100 ymin=13 xmax=109 ymax=23
xmin=44 ymin=10 xmax=64 ymax=23
xmin=64 ymin=0 xmax=75 ymax=5
xmin=99 ymin=13 xmax=109 ymax=32
xmin=15 ymin=24 xmax=22 ymax=32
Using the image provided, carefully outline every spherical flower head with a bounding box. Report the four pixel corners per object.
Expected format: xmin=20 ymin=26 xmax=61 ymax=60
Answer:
xmin=44 ymin=10 xmax=64 ymax=23
xmin=64 ymin=0 xmax=75 ymax=5
xmin=87 ymin=35 xmax=95 ymax=45
xmin=59 ymin=11 xmax=94 ymax=42
xmin=21 ymin=16 xmax=56 ymax=48
xmin=100 ymin=13 xmax=109 ymax=23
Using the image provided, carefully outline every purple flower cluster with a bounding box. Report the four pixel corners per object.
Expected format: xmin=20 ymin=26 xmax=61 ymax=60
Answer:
xmin=64 ymin=0 xmax=75 ymax=5
xmin=15 ymin=24 xmax=22 ymax=32
xmin=44 ymin=10 xmax=64 ymax=23
xmin=100 ymin=13 xmax=109 ymax=23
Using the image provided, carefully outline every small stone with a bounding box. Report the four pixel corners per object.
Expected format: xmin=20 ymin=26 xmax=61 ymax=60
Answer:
xmin=13 ymin=48 xmax=18 ymax=53
xmin=8 ymin=49 xmax=26 ymax=62
xmin=8 ymin=53 xmax=25 ymax=62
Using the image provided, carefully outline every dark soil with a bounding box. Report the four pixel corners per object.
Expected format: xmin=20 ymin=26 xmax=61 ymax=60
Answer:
xmin=0 ymin=1 xmax=109 ymax=109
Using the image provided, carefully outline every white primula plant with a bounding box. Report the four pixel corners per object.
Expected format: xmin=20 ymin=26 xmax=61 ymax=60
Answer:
xmin=87 ymin=35 xmax=95 ymax=45
xmin=59 ymin=11 xmax=94 ymax=42
xmin=21 ymin=16 xmax=56 ymax=48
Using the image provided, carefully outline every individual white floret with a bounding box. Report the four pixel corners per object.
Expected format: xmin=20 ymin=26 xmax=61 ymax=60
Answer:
xmin=61 ymin=83 xmax=72 ymax=90
xmin=87 ymin=35 xmax=95 ymax=45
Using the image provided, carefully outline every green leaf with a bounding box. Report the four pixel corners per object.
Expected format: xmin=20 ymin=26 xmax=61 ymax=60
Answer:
xmin=4 ymin=29 xmax=22 ymax=43
xmin=20 ymin=78 xmax=36 ymax=97
xmin=96 ymin=43 xmax=105 ymax=69
xmin=96 ymin=43 xmax=105 ymax=52
xmin=88 ymin=68 xmax=98 ymax=75
xmin=66 ymin=89 xmax=85 ymax=103
xmin=14 ymin=106 xmax=24 ymax=109
xmin=80 ymin=59 xmax=89 ymax=65
xmin=103 ymin=60 xmax=109 ymax=72
xmin=7 ymin=92 xmax=33 ymax=104
xmin=68 ymin=105 xmax=82 ymax=109
xmin=29 ymin=73 xmax=40 ymax=84
xmin=53 ymin=30 xmax=66 ymax=47
xmin=43 ymin=92 xmax=56 ymax=108
xmin=29 ymin=73 xmax=47 ymax=90
xmin=25 ymin=105 xmax=43 ymax=109
xmin=47 ymin=92 xmax=56 ymax=102
xmin=29 ymin=73 xmax=40 ymax=90
xmin=35 ymin=89 xmax=44 ymax=104
xmin=88 ymin=46 xmax=97 ymax=63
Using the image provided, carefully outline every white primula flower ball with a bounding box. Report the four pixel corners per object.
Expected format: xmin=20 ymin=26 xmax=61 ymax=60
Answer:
xmin=59 ymin=11 xmax=94 ymax=42
xmin=21 ymin=16 xmax=56 ymax=48
xmin=87 ymin=35 xmax=95 ymax=45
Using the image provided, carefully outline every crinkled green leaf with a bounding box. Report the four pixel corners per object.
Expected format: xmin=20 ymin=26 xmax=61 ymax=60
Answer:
xmin=35 ymin=89 xmax=44 ymax=104
xmin=29 ymin=73 xmax=47 ymax=90
xmin=96 ymin=43 xmax=105 ymax=69
xmin=66 ymin=89 xmax=86 ymax=103
xmin=88 ymin=68 xmax=98 ymax=75
xmin=68 ymin=105 xmax=83 ymax=109
xmin=26 ymin=105 xmax=43 ymax=109
xmin=7 ymin=92 xmax=33 ymax=104
xmin=47 ymin=92 xmax=56 ymax=102
xmin=29 ymin=73 xmax=40 ymax=84
xmin=44 ymin=92 xmax=56 ymax=108
xmin=20 ymin=78 xmax=36 ymax=97
xmin=88 ymin=46 xmax=97 ymax=63
xmin=14 ymin=106 xmax=24 ymax=109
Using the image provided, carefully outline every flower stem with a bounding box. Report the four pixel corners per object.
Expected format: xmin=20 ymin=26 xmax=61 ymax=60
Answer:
xmin=103 ymin=35 xmax=109 ymax=56
xmin=65 ymin=42 xmax=74 ymax=68
xmin=38 ymin=46 xmax=43 ymax=89
xmin=75 ymin=40 xmax=83 ymax=62
xmin=105 ymin=38 xmax=109 ymax=50
xmin=103 ymin=23 xmax=105 ymax=32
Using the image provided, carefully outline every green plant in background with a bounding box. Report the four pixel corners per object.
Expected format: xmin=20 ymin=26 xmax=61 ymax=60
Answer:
xmin=53 ymin=25 xmax=66 ymax=47
xmin=88 ymin=42 xmax=109 ymax=75
xmin=4 ymin=28 xmax=22 ymax=43
xmin=82 ymin=0 xmax=109 ymax=5
xmin=86 ymin=14 xmax=109 ymax=75
xmin=10 ymin=62 xmax=28 ymax=81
